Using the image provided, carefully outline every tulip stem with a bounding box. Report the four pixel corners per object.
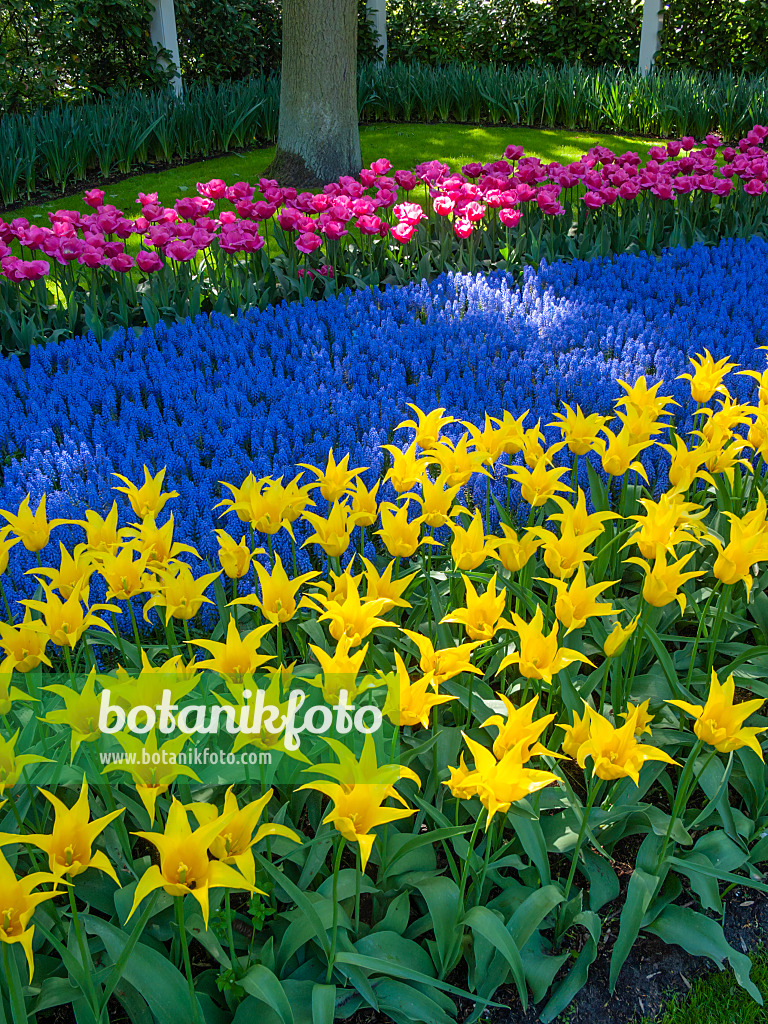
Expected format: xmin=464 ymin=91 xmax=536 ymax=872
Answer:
xmin=554 ymin=779 xmax=602 ymax=950
xmin=326 ymin=837 xmax=346 ymax=983
xmin=175 ymin=897 xmax=202 ymax=1024
xmin=68 ymin=883 xmax=100 ymax=1013
xmin=685 ymin=581 xmax=721 ymax=689
xmin=706 ymin=583 xmax=731 ymax=678
xmin=456 ymin=813 xmax=483 ymax=915
xmin=2 ymin=941 xmax=27 ymax=1024
xmin=0 ymin=578 xmax=13 ymax=623
xmin=354 ymin=845 xmax=362 ymax=935
xmin=127 ymin=600 xmax=143 ymax=659
xmin=224 ymin=890 xmax=240 ymax=978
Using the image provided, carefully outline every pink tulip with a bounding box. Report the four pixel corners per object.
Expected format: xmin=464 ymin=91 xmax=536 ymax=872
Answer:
xmin=462 ymin=163 xmax=483 ymax=179
xmin=498 ymin=208 xmax=521 ymax=228
xmin=744 ymin=178 xmax=766 ymax=195
xmin=219 ymin=211 xmax=238 ymax=225
xmin=137 ymin=192 xmax=159 ymax=206
xmin=197 ymin=179 xmax=227 ymax=199
xmin=583 ymin=191 xmax=606 ymax=210
xmin=277 ymin=210 xmax=302 ymax=232
xmin=391 ymin=222 xmax=417 ymax=243
xmin=225 ymin=182 xmax=255 ymax=202
xmin=359 ymin=169 xmax=377 ymax=187
xmin=371 ymin=158 xmax=391 ymax=175
xmin=136 ymin=249 xmax=163 ymax=273
xmin=353 ymin=198 xmax=376 ymax=218
xmin=107 ymin=253 xmax=135 ymax=273
xmin=295 ymin=232 xmax=322 ymax=254
xmin=433 ymin=196 xmax=455 ymax=217
xmin=356 ymin=214 xmax=386 ymax=236
xmin=394 ymin=170 xmax=418 ymax=191
xmin=84 ymin=189 xmax=105 ymax=208
xmin=78 ymin=247 xmax=106 ymax=268
xmin=651 ymin=181 xmax=675 ymax=200
xmin=321 ymin=219 xmax=348 ymax=240
xmin=165 ymin=239 xmax=198 ymax=262
xmin=453 ymin=217 xmax=474 ymax=239
xmin=393 ymin=202 xmax=426 ymax=225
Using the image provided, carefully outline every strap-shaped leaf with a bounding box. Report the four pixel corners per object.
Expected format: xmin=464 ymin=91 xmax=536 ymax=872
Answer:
xmin=241 ymin=965 xmax=295 ymax=1024
xmin=463 ymin=905 xmax=527 ymax=1009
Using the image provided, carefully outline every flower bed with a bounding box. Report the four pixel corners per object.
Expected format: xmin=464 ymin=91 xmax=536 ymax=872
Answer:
xmin=0 ymin=327 xmax=768 ymax=1019
xmin=1 ymin=127 xmax=767 ymax=353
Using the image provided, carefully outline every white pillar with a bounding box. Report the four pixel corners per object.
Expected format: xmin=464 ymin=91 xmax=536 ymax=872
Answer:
xmin=367 ymin=0 xmax=387 ymax=62
xmin=638 ymin=0 xmax=663 ymax=76
xmin=150 ymin=0 xmax=182 ymax=95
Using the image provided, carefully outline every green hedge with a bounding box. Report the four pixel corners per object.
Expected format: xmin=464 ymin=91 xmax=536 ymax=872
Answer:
xmin=2 ymin=0 xmax=766 ymax=114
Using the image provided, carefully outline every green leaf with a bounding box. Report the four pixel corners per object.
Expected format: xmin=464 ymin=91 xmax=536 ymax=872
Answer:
xmin=375 ymin=978 xmax=455 ymax=1024
xmin=311 ymin=984 xmax=335 ymax=1024
xmin=334 ymin=952 xmax=503 ymax=1008
xmin=241 ymin=965 xmax=295 ymax=1024
xmin=81 ymin=916 xmax=190 ymax=1024
xmin=539 ymin=911 xmax=600 ymax=1023
xmin=643 ymin=906 xmax=763 ymax=1004
xmin=415 ymin=876 xmax=461 ymax=975
xmin=355 ymin=931 xmax=435 ymax=978
xmin=463 ymin=905 xmax=527 ymax=1009
xmin=609 ymin=866 xmax=660 ymax=992
xmin=582 ymin=849 xmax=619 ymax=913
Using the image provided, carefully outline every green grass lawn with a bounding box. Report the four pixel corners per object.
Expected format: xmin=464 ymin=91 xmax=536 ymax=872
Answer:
xmin=5 ymin=123 xmax=662 ymax=228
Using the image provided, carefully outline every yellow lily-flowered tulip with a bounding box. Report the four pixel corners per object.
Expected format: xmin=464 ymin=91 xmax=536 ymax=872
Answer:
xmin=21 ymin=583 xmax=119 ymax=649
xmin=490 ymin=410 xmax=528 ymax=456
xmin=122 ymin=513 xmax=199 ymax=569
xmin=298 ymin=450 xmax=366 ymax=503
xmin=660 ymin=434 xmax=716 ymax=493
xmin=498 ymin=606 xmax=593 ymax=684
xmin=376 ymin=501 xmax=437 ymax=558
xmin=747 ymin=405 xmax=768 ymax=460
xmin=411 ymin=475 xmax=462 ymax=528
xmin=548 ymin=404 xmax=610 ymax=455
xmin=447 ymin=509 xmax=499 ymax=570
xmin=218 ymin=475 xmax=302 ymax=537
xmin=113 ymin=466 xmax=178 ymax=520
xmin=0 ymin=494 xmax=68 ymax=553
xmin=668 ymin=669 xmax=767 ymax=758
xmin=381 ymin=651 xmax=456 ymax=729
xmin=309 ymin=635 xmax=371 ymax=702
xmin=739 ymin=354 xmax=768 ymax=407
xmin=480 ymin=693 xmax=558 ymax=761
xmin=11 ymin=778 xmax=122 ymax=883
xmin=0 ymin=609 xmax=52 ymax=672
xmin=625 ymin=550 xmax=704 ymax=614
xmin=187 ymin=618 xmax=273 ymax=681
xmin=302 ymin=501 xmax=361 ymax=558
xmin=615 ymin=376 xmax=677 ymax=427
xmin=0 ymin=850 xmax=59 ymax=980
xmin=110 ymin=651 xmax=199 ymax=711
xmin=143 ymin=563 xmax=220 ymax=623
xmin=298 ymin=734 xmax=420 ymax=871
xmin=594 ymin=426 xmax=649 ymax=480
xmin=189 ymin=786 xmax=301 ymax=885
xmin=576 ymin=707 xmax=678 ymax=784
xmin=44 ymin=669 xmax=106 ymax=759
xmin=441 ymin=573 xmax=510 ymax=641
xmin=0 ymin=731 xmax=51 ymax=796
xmin=74 ymin=502 xmax=129 ymax=554
xmin=456 ymin=734 xmax=559 ymax=827
xmin=426 ymin=433 xmax=492 ymax=488
xmin=619 ymin=699 xmax=655 ymax=736
xmin=678 ymin=349 xmax=739 ymax=404
xmin=381 ymin=441 xmax=431 ymax=493
xmin=494 ymin=523 xmax=543 ymax=573
xmin=129 ymin=799 xmax=255 ymax=926
xmin=531 ymin=521 xmax=598 ymax=580
xmin=26 ymin=542 xmax=94 ymax=601
xmin=311 ymin=585 xmax=392 ymax=647
xmin=444 ymin=752 xmax=477 ymax=799
xmin=231 ymin=552 xmax=317 ymax=623
xmin=103 ymin=731 xmax=200 ymax=823
xmin=462 ymin=413 xmax=509 ymax=463
xmin=96 ymin=544 xmax=154 ymax=600
xmin=507 ymin=459 xmax=572 ymax=507
xmin=401 ymin=628 xmax=483 ymax=687
xmin=216 ymin=473 xmax=265 ymax=523
xmin=537 ymin=563 xmax=617 ymax=632
xmin=396 ymin=405 xmax=454 ymax=450
xmin=520 ymin=421 xmax=560 ymax=468
xmin=0 ymin=525 xmax=19 ymax=575
xmin=603 ymin=613 xmax=641 ymax=657
xmin=559 ymin=703 xmax=594 ymax=759
xmin=547 ymin=489 xmax=617 ymax=539
xmin=361 ymin=557 xmax=416 ymax=611
xmin=0 ymin=663 xmax=38 ymax=716
xmin=709 ymin=491 xmax=768 ymax=595
xmin=624 ymin=491 xmax=709 ymax=560
xmin=226 ymin=671 xmax=308 ymax=760
xmin=347 ymin=477 xmax=380 ymax=526
xmin=215 ymin=529 xmax=259 ymax=579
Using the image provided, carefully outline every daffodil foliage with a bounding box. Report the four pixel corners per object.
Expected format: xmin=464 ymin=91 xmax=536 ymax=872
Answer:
xmin=2 ymin=348 xmax=768 ymax=1024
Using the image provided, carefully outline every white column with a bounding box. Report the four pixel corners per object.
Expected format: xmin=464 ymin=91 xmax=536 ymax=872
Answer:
xmin=638 ymin=0 xmax=663 ymax=76
xmin=367 ymin=0 xmax=387 ymax=62
xmin=150 ymin=0 xmax=182 ymax=95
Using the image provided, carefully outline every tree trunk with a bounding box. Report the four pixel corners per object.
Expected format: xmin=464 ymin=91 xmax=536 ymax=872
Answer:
xmin=266 ymin=0 xmax=362 ymax=188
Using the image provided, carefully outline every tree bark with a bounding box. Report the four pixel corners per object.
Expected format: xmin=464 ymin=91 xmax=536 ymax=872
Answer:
xmin=266 ymin=0 xmax=362 ymax=188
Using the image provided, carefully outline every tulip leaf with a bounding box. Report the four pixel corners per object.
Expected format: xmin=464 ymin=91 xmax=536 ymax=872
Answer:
xmin=257 ymin=853 xmax=332 ymax=958
xmin=354 ymin=930 xmax=436 ymax=978
xmin=643 ymin=905 xmax=763 ymax=1004
xmin=608 ymin=865 xmax=660 ymax=992
xmin=310 ymin=984 xmax=336 ymax=1024
xmin=81 ymin=915 xmax=191 ymax=1024
xmin=415 ymin=876 xmax=461 ymax=975
xmin=374 ymin=978 xmax=455 ymax=1024
xmin=382 ymin=825 xmax=472 ymax=874
xmin=240 ymin=965 xmax=294 ymax=1024
xmin=463 ymin=905 xmax=528 ymax=1009
xmin=539 ymin=910 xmax=601 ymax=1023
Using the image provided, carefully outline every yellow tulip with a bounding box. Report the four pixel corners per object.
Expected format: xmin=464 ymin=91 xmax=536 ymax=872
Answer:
xmin=0 ymin=525 xmax=19 ymax=576
xmin=547 ymin=489 xmax=617 ymax=539
xmin=411 ymin=475 xmax=462 ymax=528
xmin=576 ymin=707 xmax=678 ymax=784
xmin=187 ymin=618 xmax=273 ymax=681
xmin=143 ymin=563 xmax=220 ymax=623
xmin=376 ymin=500 xmax=437 ymax=558
xmin=490 ymin=410 xmax=528 ymax=455
xmin=457 ymin=734 xmax=559 ymax=827
xmin=401 ymin=628 xmax=483 ymax=687
xmin=381 ymin=651 xmax=455 ymax=729
xmin=624 ymin=491 xmax=709 ymax=560
xmin=480 ymin=693 xmax=558 ymax=761
xmin=619 ymin=699 xmax=654 ymax=736
xmin=21 ymin=583 xmax=119 ymax=649
xmin=537 ymin=563 xmax=616 ymax=632
xmin=593 ymin=426 xmax=649 ymax=480
xmin=441 ymin=573 xmax=510 ymax=641
xmin=74 ymin=502 xmax=129 ymax=554
xmin=130 ymin=799 xmax=255 ymax=926
xmin=0 ymin=609 xmax=52 ymax=672
xmin=308 ymin=635 xmax=371 ymax=702
xmin=625 ymin=550 xmax=704 ymax=614
xmin=498 ymin=606 xmax=593 ymax=684
xmin=559 ymin=703 xmax=594 ymax=759
xmin=531 ymin=521 xmax=598 ymax=580
xmin=381 ymin=441 xmax=431 ymax=493
xmin=96 ymin=544 xmax=154 ymax=600
xmin=103 ymin=731 xmax=200 ymax=823
xmin=113 ymin=466 xmax=178 ymax=520
xmin=494 ymin=523 xmax=543 ymax=573
xmin=347 ymin=476 xmax=380 ymax=526
xmin=668 ymin=669 xmax=767 ymax=758
xmin=660 ymin=434 xmax=716 ymax=493
xmin=425 ymin=433 xmax=492 ymax=488
xmin=44 ymin=669 xmax=106 ymax=759
xmin=231 ymin=551 xmax=317 ymax=623
xmin=215 ymin=529 xmax=259 ymax=579
xmin=0 ymin=731 xmax=51 ymax=796
xmin=0 ymin=850 xmax=59 ymax=980
xmin=677 ymin=349 xmax=738 ymax=404
xmin=122 ymin=513 xmax=199 ymax=568
xmin=299 ymin=450 xmax=366 ymax=503
xmin=361 ymin=557 xmax=417 ymax=611
xmin=0 ymin=493 xmax=68 ymax=553
xmin=311 ymin=584 xmax=392 ymax=647
xmin=395 ymin=404 xmax=454 ymax=450
xmin=709 ymin=491 xmax=768 ymax=596
xmin=548 ymin=404 xmax=610 ymax=455
xmin=507 ymin=458 xmax=572 ymax=507
xmin=603 ymin=613 xmax=640 ymax=657
xmin=303 ymin=500 xmax=361 ymax=558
